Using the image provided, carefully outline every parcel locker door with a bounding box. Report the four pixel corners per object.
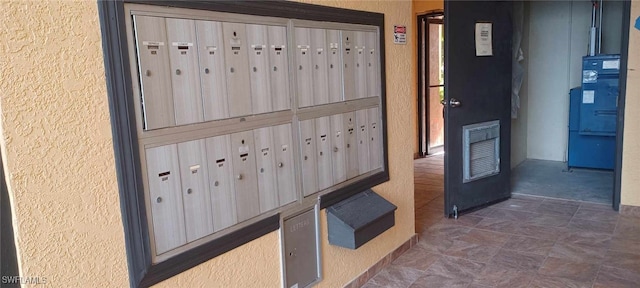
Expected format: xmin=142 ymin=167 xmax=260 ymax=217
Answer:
xmin=247 ymin=24 xmax=272 ymax=115
xmin=231 ymin=131 xmax=260 ymax=222
xmin=223 ymin=23 xmax=252 ymax=118
xmin=268 ymin=26 xmax=290 ymax=111
xmin=354 ymin=31 xmax=367 ymax=99
xmin=326 ymin=30 xmax=344 ymax=103
xmin=205 ymin=135 xmax=238 ymax=231
xmin=311 ymin=29 xmax=329 ymax=105
xmin=253 ymin=127 xmax=279 ymax=212
xmin=342 ymin=31 xmax=356 ymax=100
xmin=368 ymin=107 xmax=382 ymax=170
xmin=272 ymin=124 xmax=296 ymax=206
xmin=166 ymin=18 xmax=204 ymax=126
xmin=295 ymin=28 xmax=314 ymax=108
xmin=343 ymin=112 xmax=359 ymax=179
xmin=330 ymin=114 xmax=347 ymax=184
xmin=196 ymin=20 xmax=230 ymax=121
xmin=299 ymin=119 xmax=318 ymax=196
xmin=177 ymin=140 xmax=214 ymax=242
xmin=365 ymin=31 xmax=380 ymax=98
xmin=145 ymin=144 xmax=186 ymax=254
xmin=315 ymin=116 xmax=333 ymax=190
xmin=356 ymin=109 xmax=370 ymax=174
xmin=133 ymin=15 xmax=174 ymax=130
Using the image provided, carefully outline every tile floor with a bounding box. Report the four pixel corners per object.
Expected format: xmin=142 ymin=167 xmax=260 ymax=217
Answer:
xmin=362 ymin=155 xmax=640 ymax=288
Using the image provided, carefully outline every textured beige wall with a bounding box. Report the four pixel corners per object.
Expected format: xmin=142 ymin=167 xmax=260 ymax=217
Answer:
xmin=0 ymin=0 xmax=415 ymax=287
xmin=621 ymin=1 xmax=640 ymax=206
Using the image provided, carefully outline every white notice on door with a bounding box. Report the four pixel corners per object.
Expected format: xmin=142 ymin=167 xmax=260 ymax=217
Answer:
xmin=583 ymin=90 xmax=595 ymax=104
xmin=475 ymin=23 xmax=493 ymax=56
xmin=602 ymin=60 xmax=620 ymax=70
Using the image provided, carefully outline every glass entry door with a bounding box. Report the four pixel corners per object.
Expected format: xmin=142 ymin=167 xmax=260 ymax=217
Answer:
xmin=418 ymin=12 xmax=444 ymax=156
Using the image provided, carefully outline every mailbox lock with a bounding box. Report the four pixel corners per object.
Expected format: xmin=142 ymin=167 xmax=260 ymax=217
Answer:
xmin=176 ymin=69 xmax=182 ymax=75
xmin=187 ymin=188 xmax=193 ymax=194
xmin=214 ymin=181 xmax=219 ymax=187
xmin=304 ymin=156 xmax=308 ymax=160
xmin=156 ymin=197 xmax=162 ymax=203
xmin=315 ymin=64 xmax=319 ymax=70
xmin=253 ymin=67 xmax=257 ymax=72
xmin=278 ymin=162 xmax=284 ymax=168
xmin=273 ymin=66 xmax=277 ymax=72
xmin=334 ymin=147 xmax=339 ymax=152
xmin=230 ymin=67 xmax=235 ymax=73
xmin=145 ymin=70 xmax=151 ymax=77
xmin=330 ymin=64 xmax=334 ymax=69
xmin=237 ymin=174 xmax=243 ymax=180
xmin=347 ymin=144 xmax=351 ymax=148
xmin=319 ymin=151 xmax=323 ymax=156
xmin=204 ymin=68 xmax=210 ymax=74
xmin=299 ymin=65 xmax=303 ymax=70
xmin=260 ymin=168 xmax=264 ymax=173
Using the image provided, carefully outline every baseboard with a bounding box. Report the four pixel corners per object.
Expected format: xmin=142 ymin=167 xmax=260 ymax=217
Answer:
xmin=343 ymin=234 xmax=419 ymax=288
xmin=620 ymin=205 xmax=640 ymax=217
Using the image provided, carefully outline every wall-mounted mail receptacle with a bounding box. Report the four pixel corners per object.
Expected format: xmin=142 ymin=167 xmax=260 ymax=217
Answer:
xmin=326 ymin=190 xmax=396 ymax=249
xmin=282 ymin=207 xmax=320 ymax=288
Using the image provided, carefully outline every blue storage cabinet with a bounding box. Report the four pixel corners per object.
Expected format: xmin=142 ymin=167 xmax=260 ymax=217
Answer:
xmin=568 ymin=87 xmax=616 ymax=170
xmin=580 ymin=54 xmax=620 ymax=136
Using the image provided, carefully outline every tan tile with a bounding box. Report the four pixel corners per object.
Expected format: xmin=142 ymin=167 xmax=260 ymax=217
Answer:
xmin=408 ymin=274 xmax=470 ymax=288
xmin=485 ymin=208 xmax=541 ymax=221
xmin=538 ymin=257 xmax=600 ymax=282
xmin=620 ymin=205 xmax=640 ymax=218
xmin=421 ymin=223 xmax=471 ymax=239
xmin=475 ymin=218 xmax=518 ymax=234
xmin=492 ymin=198 xmax=543 ymax=212
xmin=438 ymin=215 xmax=483 ymax=227
xmin=424 ymin=256 xmax=486 ymax=279
xmin=502 ymin=235 xmax=555 ymax=255
xmin=472 ymin=265 xmax=534 ymax=288
xmin=614 ymin=216 xmax=640 ymax=240
xmin=594 ymin=265 xmax=640 ymax=288
xmin=512 ymin=222 xmax=565 ymax=241
xmin=490 ymin=249 xmax=546 ymax=271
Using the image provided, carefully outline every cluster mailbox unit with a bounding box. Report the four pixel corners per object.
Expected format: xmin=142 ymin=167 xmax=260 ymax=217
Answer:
xmin=122 ymin=2 xmax=387 ymax=272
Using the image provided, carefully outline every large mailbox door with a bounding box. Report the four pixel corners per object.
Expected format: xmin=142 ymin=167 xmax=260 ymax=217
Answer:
xmin=295 ymin=28 xmax=314 ymax=108
xmin=247 ymin=24 xmax=273 ymax=115
xmin=253 ymin=127 xmax=279 ymax=213
xmin=342 ymin=30 xmax=356 ymax=101
xmin=311 ymin=28 xmax=329 ymax=106
xmin=205 ymin=135 xmax=238 ymax=232
xmin=326 ymin=29 xmax=344 ymax=103
xmin=368 ymin=107 xmax=382 ymax=170
xmin=231 ymin=130 xmax=260 ymax=222
xmin=354 ymin=31 xmax=367 ymax=99
xmin=133 ymin=15 xmax=175 ymax=130
xmin=343 ymin=111 xmax=359 ymax=179
xmin=356 ymin=109 xmax=370 ymax=174
xmin=196 ymin=20 xmax=230 ymax=121
xmin=315 ymin=116 xmax=333 ymax=190
xmin=330 ymin=114 xmax=347 ymax=184
xmin=268 ymin=26 xmax=290 ymax=112
xmin=299 ymin=119 xmax=318 ymax=196
xmin=273 ymin=124 xmax=297 ymax=206
xmin=145 ymin=145 xmax=186 ymax=254
xmin=166 ymin=18 xmax=203 ymax=126
xmin=283 ymin=208 xmax=319 ymax=288
xmin=177 ymin=140 xmax=214 ymax=242
xmin=365 ymin=31 xmax=380 ymax=99
xmin=223 ymin=22 xmax=252 ymax=118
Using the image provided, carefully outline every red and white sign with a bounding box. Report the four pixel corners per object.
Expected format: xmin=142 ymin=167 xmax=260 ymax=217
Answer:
xmin=393 ymin=25 xmax=407 ymax=45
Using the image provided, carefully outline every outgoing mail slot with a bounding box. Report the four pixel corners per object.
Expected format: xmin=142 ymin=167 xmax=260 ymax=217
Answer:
xmin=196 ymin=20 xmax=230 ymax=121
xmin=253 ymin=126 xmax=279 ymax=212
xmin=295 ymin=28 xmax=313 ymax=108
xmin=327 ymin=29 xmax=344 ymax=103
xmin=330 ymin=114 xmax=347 ymax=184
xmin=133 ymin=15 xmax=174 ymax=130
xmin=145 ymin=144 xmax=186 ymax=254
xmin=315 ymin=116 xmax=333 ymax=190
xmin=268 ymin=26 xmax=290 ymax=111
xmin=273 ymin=124 xmax=296 ymax=206
xmin=223 ymin=22 xmax=252 ymax=118
xmin=247 ymin=24 xmax=272 ymax=115
xmin=231 ymin=130 xmax=260 ymax=222
xmin=205 ymin=134 xmax=238 ymax=231
xmin=166 ymin=18 xmax=204 ymax=126
xmin=311 ymin=28 xmax=329 ymax=105
xmin=177 ymin=140 xmax=214 ymax=242
xmin=299 ymin=119 xmax=318 ymax=196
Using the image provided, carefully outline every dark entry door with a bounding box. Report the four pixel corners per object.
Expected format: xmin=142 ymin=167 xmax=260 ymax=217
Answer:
xmin=444 ymin=1 xmax=512 ymax=217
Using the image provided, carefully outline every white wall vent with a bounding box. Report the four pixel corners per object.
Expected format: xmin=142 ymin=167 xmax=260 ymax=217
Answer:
xmin=463 ymin=120 xmax=500 ymax=183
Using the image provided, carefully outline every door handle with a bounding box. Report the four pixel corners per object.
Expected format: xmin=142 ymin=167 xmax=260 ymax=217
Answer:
xmin=449 ymin=98 xmax=461 ymax=108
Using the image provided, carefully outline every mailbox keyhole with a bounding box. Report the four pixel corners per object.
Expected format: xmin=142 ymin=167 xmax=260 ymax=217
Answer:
xmin=241 ymin=139 xmax=245 ymax=144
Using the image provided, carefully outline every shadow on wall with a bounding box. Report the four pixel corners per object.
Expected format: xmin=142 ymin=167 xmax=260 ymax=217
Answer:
xmin=1 ymin=150 xmax=19 ymax=288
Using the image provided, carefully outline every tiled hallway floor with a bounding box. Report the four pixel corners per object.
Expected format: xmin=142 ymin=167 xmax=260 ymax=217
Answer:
xmin=362 ymin=155 xmax=640 ymax=288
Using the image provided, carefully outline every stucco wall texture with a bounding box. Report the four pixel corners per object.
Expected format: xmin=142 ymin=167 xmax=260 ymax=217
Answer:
xmin=0 ymin=0 xmax=415 ymax=287
xmin=621 ymin=1 xmax=640 ymax=206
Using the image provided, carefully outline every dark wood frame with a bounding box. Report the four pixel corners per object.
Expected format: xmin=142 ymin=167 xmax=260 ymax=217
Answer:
xmin=97 ymin=1 xmax=388 ymax=287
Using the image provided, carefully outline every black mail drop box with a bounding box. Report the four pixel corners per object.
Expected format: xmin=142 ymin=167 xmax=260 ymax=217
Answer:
xmin=326 ymin=189 xmax=397 ymax=249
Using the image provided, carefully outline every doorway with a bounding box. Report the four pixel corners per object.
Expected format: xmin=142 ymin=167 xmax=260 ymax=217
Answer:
xmin=417 ymin=11 xmax=445 ymax=157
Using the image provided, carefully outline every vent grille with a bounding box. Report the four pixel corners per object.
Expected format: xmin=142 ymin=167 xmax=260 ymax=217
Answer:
xmin=463 ymin=120 xmax=500 ymax=183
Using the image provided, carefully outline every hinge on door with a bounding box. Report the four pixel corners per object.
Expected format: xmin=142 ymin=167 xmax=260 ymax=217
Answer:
xmin=452 ymin=205 xmax=458 ymax=219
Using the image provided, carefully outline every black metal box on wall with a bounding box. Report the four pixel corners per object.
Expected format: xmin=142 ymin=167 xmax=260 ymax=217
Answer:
xmin=326 ymin=190 xmax=397 ymax=249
